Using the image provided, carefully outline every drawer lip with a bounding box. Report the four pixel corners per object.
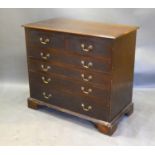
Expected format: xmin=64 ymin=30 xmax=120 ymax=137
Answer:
xmin=28 ymin=59 xmax=112 ymax=88
xmin=29 ymin=84 xmax=109 ymax=120
xmin=29 ymin=69 xmax=111 ymax=90
xmin=27 ymin=45 xmax=111 ymax=63
xmin=27 ymin=58 xmax=112 ymax=76
xmin=29 ymin=70 xmax=110 ymax=102
xmin=27 ymin=57 xmax=112 ymax=75
xmin=26 ymin=28 xmax=113 ymax=59
xmin=29 ymin=79 xmax=109 ymax=108
xmin=29 ymin=97 xmax=110 ymax=123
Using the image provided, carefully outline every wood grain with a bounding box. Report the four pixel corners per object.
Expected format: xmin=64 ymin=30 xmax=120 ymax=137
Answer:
xmin=109 ymin=31 xmax=137 ymax=121
xmin=29 ymin=71 xmax=110 ymax=101
xmin=24 ymin=18 xmax=138 ymax=135
xmin=23 ymin=18 xmax=138 ymax=39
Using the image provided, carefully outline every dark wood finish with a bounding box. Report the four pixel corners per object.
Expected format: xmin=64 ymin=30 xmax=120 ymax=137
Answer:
xmin=28 ymin=98 xmax=40 ymax=109
xmin=27 ymin=97 xmax=133 ymax=135
xmin=66 ymin=34 xmax=112 ymax=58
xmin=28 ymin=59 xmax=111 ymax=88
xmin=125 ymin=104 xmax=134 ymax=116
xmin=29 ymin=83 xmax=109 ymax=121
xmin=23 ymin=18 xmax=138 ymax=39
xmin=96 ymin=103 xmax=133 ymax=135
xmin=95 ymin=123 xmax=118 ymax=136
xmin=26 ymin=29 xmax=65 ymax=49
xmin=27 ymin=46 xmax=111 ymax=73
xmin=23 ymin=18 xmax=138 ymax=136
xmin=29 ymin=71 xmax=110 ymax=100
xmin=109 ymin=31 xmax=137 ymax=121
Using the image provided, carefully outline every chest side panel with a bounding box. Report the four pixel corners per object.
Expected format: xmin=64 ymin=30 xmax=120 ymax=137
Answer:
xmin=110 ymin=31 xmax=137 ymax=121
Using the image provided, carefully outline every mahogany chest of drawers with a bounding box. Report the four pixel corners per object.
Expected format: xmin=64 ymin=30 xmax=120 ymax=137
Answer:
xmin=23 ymin=18 xmax=138 ymax=135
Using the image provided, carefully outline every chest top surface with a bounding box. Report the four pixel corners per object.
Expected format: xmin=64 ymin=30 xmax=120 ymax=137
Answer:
xmin=23 ymin=18 xmax=138 ymax=39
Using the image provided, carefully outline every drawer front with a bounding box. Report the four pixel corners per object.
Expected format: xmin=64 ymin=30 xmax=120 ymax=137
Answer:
xmin=29 ymin=82 xmax=109 ymax=121
xmin=26 ymin=29 xmax=64 ymax=49
xmin=27 ymin=47 xmax=111 ymax=73
xmin=28 ymin=59 xmax=111 ymax=88
xmin=29 ymin=71 xmax=109 ymax=101
xmin=66 ymin=34 xmax=112 ymax=58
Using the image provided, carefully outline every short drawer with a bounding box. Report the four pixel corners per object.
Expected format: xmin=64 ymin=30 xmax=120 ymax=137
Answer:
xmin=25 ymin=29 xmax=64 ymax=49
xmin=29 ymin=71 xmax=109 ymax=101
xmin=66 ymin=34 xmax=113 ymax=58
xmin=29 ymin=83 xmax=109 ymax=121
xmin=27 ymin=47 xmax=111 ymax=73
xmin=28 ymin=59 xmax=111 ymax=88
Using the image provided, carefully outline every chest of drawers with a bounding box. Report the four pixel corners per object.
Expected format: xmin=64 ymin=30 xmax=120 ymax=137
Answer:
xmin=23 ymin=18 xmax=138 ymax=135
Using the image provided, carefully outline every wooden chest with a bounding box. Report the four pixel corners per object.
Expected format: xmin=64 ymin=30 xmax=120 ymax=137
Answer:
xmin=23 ymin=18 xmax=138 ymax=135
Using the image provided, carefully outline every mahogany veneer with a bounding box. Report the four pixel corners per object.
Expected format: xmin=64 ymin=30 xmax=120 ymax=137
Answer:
xmin=23 ymin=18 xmax=138 ymax=135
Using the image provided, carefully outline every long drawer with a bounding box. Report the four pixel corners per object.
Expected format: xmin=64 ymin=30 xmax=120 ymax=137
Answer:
xmin=29 ymin=82 xmax=109 ymax=121
xmin=26 ymin=29 xmax=112 ymax=59
xmin=27 ymin=46 xmax=111 ymax=73
xmin=28 ymin=59 xmax=111 ymax=88
xmin=29 ymin=71 xmax=109 ymax=102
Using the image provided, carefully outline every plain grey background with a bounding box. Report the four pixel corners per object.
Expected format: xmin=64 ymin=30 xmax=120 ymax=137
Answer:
xmin=0 ymin=8 xmax=155 ymax=87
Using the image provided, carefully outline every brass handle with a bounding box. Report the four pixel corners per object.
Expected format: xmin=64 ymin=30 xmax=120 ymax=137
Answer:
xmin=40 ymin=37 xmax=50 ymax=45
xmin=81 ymin=86 xmax=92 ymax=94
xmin=41 ymin=76 xmax=51 ymax=84
xmin=41 ymin=64 xmax=51 ymax=72
xmin=42 ymin=92 xmax=52 ymax=99
xmin=81 ymin=44 xmax=93 ymax=52
xmin=81 ymin=60 xmax=93 ymax=69
xmin=81 ymin=103 xmax=92 ymax=111
xmin=40 ymin=52 xmax=50 ymax=60
xmin=81 ymin=74 xmax=92 ymax=82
